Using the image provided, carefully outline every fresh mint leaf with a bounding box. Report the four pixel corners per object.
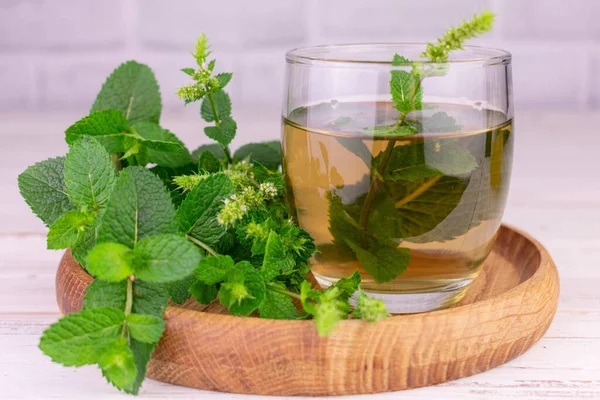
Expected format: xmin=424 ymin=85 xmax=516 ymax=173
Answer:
xmin=299 ymin=280 xmax=320 ymax=315
xmin=47 ymin=210 xmax=93 ymax=250
xmin=131 ymin=122 xmax=192 ymax=168
xmin=189 ymin=281 xmax=218 ymax=304
xmin=259 ymin=283 xmax=299 ymax=319
xmin=215 ymin=72 xmax=233 ymax=89
xmin=177 ymin=173 xmax=233 ymax=246
xmin=248 ymin=230 xmax=268 ymax=257
xmin=91 ymin=61 xmax=162 ymax=124
xmin=392 ymin=54 xmax=411 ymax=65
xmin=98 ymin=166 xmax=177 ymax=248
xmin=127 ymin=339 xmax=155 ymax=395
xmin=204 ymin=116 xmax=236 ymax=147
xmin=134 ymin=234 xmax=202 ymax=283
xmin=198 ymin=150 xmax=221 ymax=173
xmin=87 ymin=242 xmax=136 ymax=282
xmin=39 ymin=307 xmax=125 ymax=367
xmin=277 ymin=262 xmax=311 ymax=293
xmin=131 ymin=280 xmax=169 ymax=317
xmin=71 ymin=227 xmax=96 ymax=269
xmin=191 ymin=143 xmax=226 ymax=161
xmin=83 ymin=280 xmax=127 ymax=310
xmin=98 ymin=338 xmax=137 ymax=392
xmin=329 ymin=270 xmax=361 ymax=301
xmin=181 ymin=68 xmax=195 ymax=76
xmin=18 ymin=157 xmax=74 ymax=226
xmin=284 ymin=227 xmax=314 ymax=258
xmin=233 ymin=141 xmax=282 ymax=170
xmin=126 ymin=314 xmax=165 ymax=344
xmin=390 ymin=69 xmax=421 ymax=114
xmin=149 ymin=163 xmax=198 ymax=207
xmin=346 ymin=240 xmax=410 ymax=283
xmin=130 ymin=122 xmax=182 ymax=151
xmin=201 ymin=90 xmax=232 ymax=122
xmin=195 ymin=254 xmax=234 ymax=285
xmin=261 ymin=231 xmax=286 ymax=282
xmin=219 ymin=261 xmax=266 ymax=316
xmin=165 ymin=275 xmax=196 ymax=304
xmin=64 ymin=136 xmax=116 ymax=210
xmin=353 ymin=291 xmax=390 ymax=322
xmin=65 ymin=110 xmax=129 ymax=153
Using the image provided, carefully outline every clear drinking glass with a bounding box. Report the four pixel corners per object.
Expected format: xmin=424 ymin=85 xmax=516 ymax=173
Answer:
xmin=281 ymin=44 xmax=514 ymax=313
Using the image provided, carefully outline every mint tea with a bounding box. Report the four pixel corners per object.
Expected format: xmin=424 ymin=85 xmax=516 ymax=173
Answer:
xmin=283 ymin=101 xmax=513 ymax=312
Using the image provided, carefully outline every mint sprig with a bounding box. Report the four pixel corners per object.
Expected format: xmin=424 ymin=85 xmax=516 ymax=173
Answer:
xmin=177 ymin=34 xmax=236 ymax=163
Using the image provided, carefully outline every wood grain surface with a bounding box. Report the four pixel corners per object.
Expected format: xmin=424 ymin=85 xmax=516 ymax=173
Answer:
xmin=55 ymin=224 xmax=559 ymax=396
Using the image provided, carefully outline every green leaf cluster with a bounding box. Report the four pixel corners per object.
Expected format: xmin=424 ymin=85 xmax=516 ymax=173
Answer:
xmin=17 ymin=56 xmax=199 ymax=394
xmin=39 ymin=163 xmax=199 ymax=393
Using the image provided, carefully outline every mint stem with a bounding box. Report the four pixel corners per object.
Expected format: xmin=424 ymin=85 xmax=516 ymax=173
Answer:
xmin=358 ymin=78 xmax=423 ymax=248
xmin=395 ymin=176 xmax=441 ymax=208
xmin=266 ymin=283 xmax=302 ymax=301
xmin=186 ymin=235 xmax=218 ymax=256
xmin=206 ymin=91 xmax=233 ymax=164
xmin=110 ymin=154 xmax=122 ymax=171
xmin=122 ymin=278 xmax=133 ymax=336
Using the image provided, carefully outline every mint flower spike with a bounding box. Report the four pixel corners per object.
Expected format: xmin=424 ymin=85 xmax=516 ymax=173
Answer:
xmin=176 ymin=84 xmax=206 ymax=103
xmin=216 ymin=181 xmax=280 ymax=226
xmin=172 ymin=173 xmax=209 ymax=192
xmin=193 ymin=33 xmax=211 ymax=66
xmin=421 ymin=10 xmax=495 ymax=63
xmin=259 ymin=182 xmax=278 ymax=199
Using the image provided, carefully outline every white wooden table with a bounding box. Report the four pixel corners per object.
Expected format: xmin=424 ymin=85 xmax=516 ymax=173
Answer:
xmin=1 ymin=111 xmax=598 ymax=399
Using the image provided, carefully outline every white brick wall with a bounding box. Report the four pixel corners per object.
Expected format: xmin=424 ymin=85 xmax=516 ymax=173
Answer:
xmin=0 ymin=0 xmax=126 ymax=50
xmin=317 ymin=0 xmax=495 ymax=42
xmin=0 ymin=0 xmax=598 ymax=113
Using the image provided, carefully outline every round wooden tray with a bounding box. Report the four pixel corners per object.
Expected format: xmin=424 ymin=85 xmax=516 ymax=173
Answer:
xmin=55 ymin=224 xmax=559 ymax=396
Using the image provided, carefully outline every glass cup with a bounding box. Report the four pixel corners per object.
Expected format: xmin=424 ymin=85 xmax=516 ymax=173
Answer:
xmin=281 ymin=44 xmax=513 ymax=313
